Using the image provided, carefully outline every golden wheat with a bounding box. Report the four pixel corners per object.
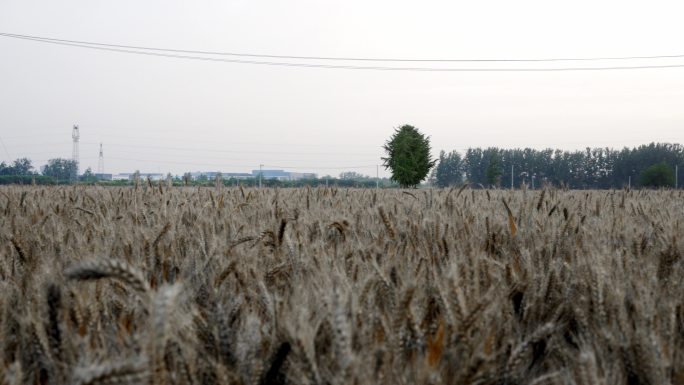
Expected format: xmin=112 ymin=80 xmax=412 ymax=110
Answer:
xmin=0 ymin=185 xmax=682 ymax=384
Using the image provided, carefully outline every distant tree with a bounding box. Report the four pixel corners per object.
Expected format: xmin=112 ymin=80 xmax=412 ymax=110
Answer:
xmin=42 ymin=158 xmax=77 ymax=182
xmin=166 ymin=173 xmax=174 ymax=188
xmin=485 ymin=153 xmax=503 ymax=187
xmin=433 ymin=150 xmax=464 ymax=187
xmin=0 ymin=158 xmax=33 ymax=176
xmin=463 ymin=148 xmax=484 ymax=184
xmin=382 ymin=125 xmax=436 ymax=188
xmin=339 ymin=171 xmax=368 ymax=180
xmin=132 ymin=170 xmax=141 ymax=186
xmin=639 ymin=162 xmax=674 ymax=187
xmin=11 ymin=158 xmax=33 ymax=175
xmin=80 ymin=167 xmax=97 ymax=182
xmin=196 ymin=174 xmax=209 ymax=183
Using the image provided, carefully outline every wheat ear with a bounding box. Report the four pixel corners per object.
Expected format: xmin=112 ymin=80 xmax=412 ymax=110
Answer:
xmin=64 ymin=259 xmax=150 ymax=296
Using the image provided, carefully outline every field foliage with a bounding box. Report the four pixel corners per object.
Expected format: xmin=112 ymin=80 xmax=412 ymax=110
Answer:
xmin=1 ymin=185 xmax=683 ymax=384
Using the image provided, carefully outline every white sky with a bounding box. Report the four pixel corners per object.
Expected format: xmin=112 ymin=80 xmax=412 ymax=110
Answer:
xmin=1 ymin=0 xmax=683 ymax=177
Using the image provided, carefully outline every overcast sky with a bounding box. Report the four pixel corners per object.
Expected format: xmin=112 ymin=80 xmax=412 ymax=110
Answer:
xmin=1 ymin=0 xmax=683 ymax=177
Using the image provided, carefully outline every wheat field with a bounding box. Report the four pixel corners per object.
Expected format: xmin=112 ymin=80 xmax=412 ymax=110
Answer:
xmin=0 ymin=185 xmax=682 ymax=384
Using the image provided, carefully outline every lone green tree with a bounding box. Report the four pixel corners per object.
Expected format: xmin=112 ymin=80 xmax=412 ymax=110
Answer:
xmin=382 ymin=125 xmax=436 ymax=188
xmin=639 ymin=162 xmax=674 ymax=187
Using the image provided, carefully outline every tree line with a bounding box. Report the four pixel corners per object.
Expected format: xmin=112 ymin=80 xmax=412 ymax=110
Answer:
xmin=0 ymin=158 xmax=83 ymax=184
xmin=2 ymin=140 xmax=682 ymax=188
xmin=432 ymin=142 xmax=683 ymax=188
xmin=0 ymin=157 xmax=397 ymax=187
xmin=380 ymin=125 xmax=681 ymax=189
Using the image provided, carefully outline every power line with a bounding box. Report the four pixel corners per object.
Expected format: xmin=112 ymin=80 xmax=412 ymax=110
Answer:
xmin=10 ymin=136 xmax=681 ymax=153
xmin=3 ymin=31 xmax=684 ymax=63
xmin=263 ymin=164 xmax=377 ymax=170
xmin=0 ymin=132 xmax=384 ymax=148
xmin=105 ymin=156 xmax=255 ymax=169
xmin=29 ymin=156 xmax=99 ymax=164
xmin=3 ymin=33 xmax=684 ymax=72
xmin=90 ymin=155 xmax=380 ymax=171
xmin=79 ymin=142 xmax=381 ymax=157
xmin=91 ymin=134 xmax=383 ymax=148
xmin=104 ymin=156 xmax=377 ymax=171
xmin=4 ymin=142 xmax=375 ymax=169
xmin=11 ymin=134 xmax=681 ymax=153
xmin=0 ymin=134 xmax=12 ymax=161
xmin=0 ymin=143 xmax=384 ymax=159
xmin=104 ymin=149 xmax=380 ymax=164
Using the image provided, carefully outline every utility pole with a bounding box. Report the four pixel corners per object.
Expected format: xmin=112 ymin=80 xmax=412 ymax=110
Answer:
xmin=97 ymin=143 xmax=104 ymax=175
xmin=511 ymin=165 xmax=514 ymax=189
xmin=676 ymin=165 xmax=678 ymax=189
xmin=71 ymin=125 xmax=80 ymax=182
xmin=376 ymin=165 xmax=379 ymax=190
xmin=628 ymin=176 xmax=631 ymax=189
xmin=259 ymin=164 xmax=263 ymax=188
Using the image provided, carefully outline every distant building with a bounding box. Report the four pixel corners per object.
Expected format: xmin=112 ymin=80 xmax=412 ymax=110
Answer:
xmin=111 ymin=174 xmax=130 ymax=181
xmin=112 ymin=173 xmax=165 ymax=181
xmin=137 ymin=173 xmax=165 ymax=181
xmin=103 ymin=170 xmax=317 ymax=182
xmin=223 ymin=172 xmax=253 ymax=179
xmin=289 ymin=172 xmax=317 ymax=180
xmin=251 ymin=169 xmax=317 ymax=181
xmin=94 ymin=173 xmax=113 ymax=181
xmin=190 ymin=171 xmax=252 ymax=180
